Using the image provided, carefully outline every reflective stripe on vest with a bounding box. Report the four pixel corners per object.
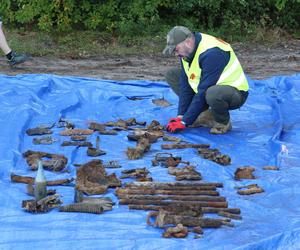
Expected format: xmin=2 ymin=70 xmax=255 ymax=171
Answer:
xmin=182 ymin=33 xmax=249 ymax=93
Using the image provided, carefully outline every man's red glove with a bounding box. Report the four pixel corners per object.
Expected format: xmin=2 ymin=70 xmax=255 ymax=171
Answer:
xmin=166 ymin=117 xmax=186 ymax=133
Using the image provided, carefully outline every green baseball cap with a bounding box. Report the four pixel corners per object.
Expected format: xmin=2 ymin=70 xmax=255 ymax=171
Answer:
xmin=163 ymin=26 xmax=193 ymax=55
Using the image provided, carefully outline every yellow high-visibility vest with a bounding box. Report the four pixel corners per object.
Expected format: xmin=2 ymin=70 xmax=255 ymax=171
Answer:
xmin=182 ymin=33 xmax=249 ymax=93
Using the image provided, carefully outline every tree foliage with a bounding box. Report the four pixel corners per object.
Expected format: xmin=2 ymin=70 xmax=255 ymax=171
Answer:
xmin=0 ymin=0 xmax=299 ymax=36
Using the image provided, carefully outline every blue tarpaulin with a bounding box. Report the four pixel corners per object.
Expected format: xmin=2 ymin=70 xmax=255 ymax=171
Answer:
xmin=0 ymin=73 xmax=300 ymax=250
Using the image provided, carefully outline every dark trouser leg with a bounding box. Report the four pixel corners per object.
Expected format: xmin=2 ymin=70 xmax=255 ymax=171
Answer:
xmin=165 ymin=67 xmax=181 ymax=96
xmin=205 ymin=85 xmax=248 ymax=124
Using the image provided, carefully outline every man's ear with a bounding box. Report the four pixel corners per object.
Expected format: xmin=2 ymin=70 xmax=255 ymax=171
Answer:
xmin=186 ymin=37 xmax=195 ymax=49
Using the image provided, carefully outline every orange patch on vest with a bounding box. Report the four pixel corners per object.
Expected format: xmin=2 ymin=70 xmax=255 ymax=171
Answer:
xmin=190 ymin=73 xmax=196 ymax=80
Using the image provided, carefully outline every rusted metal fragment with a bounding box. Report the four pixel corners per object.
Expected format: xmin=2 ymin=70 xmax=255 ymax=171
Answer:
xmin=22 ymin=194 xmax=62 ymax=213
xmin=146 ymin=120 xmax=164 ymax=131
xmin=23 ymin=150 xmax=68 ymax=172
xmin=76 ymin=159 xmax=121 ymax=195
xmin=71 ymin=135 xmax=87 ymax=141
xmin=126 ymin=138 xmax=151 ymax=160
xmin=57 ymin=118 xmax=75 ymax=129
xmin=151 ymin=153 xmax=186 ymax=167
xmin=117 ymin=189 xmax=219 ymax=196
xmin=218 ymin=211 xmax=242 ymax=220
xmin=60 ymin=129 xmax=94 ymax=136
xmin=161 ymin=143 xmax=210 ymax=150
xmin=152 ymin=98 xmax=172 ymax=107
xmin=104 ymin=118 xmax=146 ymax=129
xmin=117 ymin=194 xmax=225 ymax=202
xmin=198 ymin=148 xmax=231 ymax=166
xmin=88 ymin=122 xmax=106 ymax=131
xmin=124 ymin=181 xmax=223 ymax=189
xmin=148 ymin=209 xmax=233 ymax=228
xmin=236 ymin=184 xmax=264 ymax=195
xmin=120 ymin=199 xmax=227 ymax=207
xmin=127 ymin=131 xmax=160 ymax=143
xmin=128 ymin=205 xmax=241 ymax=214
xmin=33 ymin=136 xmax=58 ymax=145
xmin=121 ymin=167 xmax=152 ymax=182
xmin=163 ymin=135 xmax=182 ymax=142
xmin=263 ymin=166 xmax=279 ymax=170
xmin=87 ymin=136 xmax=106 ymax=157
xmin=99 ymin=130 xmax=118 ymax=135
xmin=74 ymin=190 xmax=114 ymax=211
xmin=163 ymin=224 xmax=188 ymax=238
xmin=192 ymin=226 xmax=204 ymax=235
xmin=59 ymin=203 xmax=104 ymax=214
xmin=168 ymin=166 xmax=202 ymax=181
xmin=234 ymin=167 xmax=256 ymax=180
xmin=103 ymin=160 xmax=121 ymax=168
xmin=26 ymin=127 xmax=53 ymax=136
xmin=61 ymin=141 xmax=92 ymax=147
xmin=11 ymin=173 xmax=74 ymax=186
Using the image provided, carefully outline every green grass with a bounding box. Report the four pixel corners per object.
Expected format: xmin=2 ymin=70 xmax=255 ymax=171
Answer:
xmin=4 ymin=27 xmax=299 ymax=59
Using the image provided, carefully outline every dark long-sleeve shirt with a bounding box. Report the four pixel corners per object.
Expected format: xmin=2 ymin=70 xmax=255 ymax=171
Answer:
xmin=178 ymin=33 xmax=230 ymax=125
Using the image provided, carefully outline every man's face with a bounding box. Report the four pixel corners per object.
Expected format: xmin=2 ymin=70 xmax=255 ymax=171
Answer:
xmin=174 ymin=39 xmax=193 ymax=58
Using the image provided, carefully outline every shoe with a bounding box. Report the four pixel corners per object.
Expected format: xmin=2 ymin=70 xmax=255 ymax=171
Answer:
xmin=190 ymin=109 xmax=217 ymax=128
xmin=8 ymin=51 xmax=28 ymax=66
xmin=210 ymin=121 xmax=232 ymax=134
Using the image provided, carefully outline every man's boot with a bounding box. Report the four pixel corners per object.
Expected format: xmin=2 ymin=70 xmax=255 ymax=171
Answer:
xmin=210 ymin=121 xmax=232 ymax=134
xmin=8 ymin=51 xmax=28 ymax=66
xmin=190 ymin=109 xmax=217 ymax=128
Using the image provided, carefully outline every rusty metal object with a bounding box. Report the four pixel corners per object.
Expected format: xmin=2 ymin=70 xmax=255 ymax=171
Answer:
xmin=234 ymin=167 xmax=256 ymax=180
xmin=121 ymin=167 xmax=152 ymax=182
xmin=76 ymin=159 xmax=121 ymax=195
xmin=71 ymin=135 xmax=87 ymax=141
xmin=151 ymin=153 xmax=185 ymax=167
xmin=146 ymin=120 xmax=164 ymax=131
xmin=162 ymin=224 xmax=188 ymax=238
xmin=148 ymin=209 xmax=233 ymax=228
xmin=11 ymin=173 xmax=74 ymax=186
xmin=74 ymin=189 xmax=114 ymax=211
xmin=22 ymin=194 xmax=62 ymax=213
xmin=118 ymin=195 xmax=225 ymax=202
xmin=263 ymin=166 xmax=279 ymax=170
xmin=60 ymin=129 xmax=94 ymax=136
xmin=161 ymin=143 xmax=210 ymax=150
xmin=192 ymin=226 xmax=203 ymax=235
xmin=128 ymin=205 xmax=241 ymax=214
xmin=126 ymin=138 xmax=151 ymax=160
xmin=218 ymin=211 xmax=242 ymax=220
xmin=168 ymin=166 xmax=202 ymax=181
xmin=99 ymin=130 xmax=118 ymax=135
xmin=89 ymin=122 xmax=106 ymax=131
xmin=104 ymin=118 xmax=146 ymax=128
xmin=87 ymin=136 xmax=106 ymax=157
xmin=117 ymin=189 xmax=219 ymax=196
xmin=124 ymin=181 xmax=223 ymax=189
xmin=162 ymin=135 xmax=182 ymax=142
xmin=57 ymin=118 xmax=75 ymax=129
xmin=23 ymin=150 xmax=68 ymax=172
xmin=59 ymin=203 xmax=104 ymax=214
xmin=26 ymin=127 xmax=53 ymax=136
xmin=119 ymin=199 xmax=227 ymax=207
xmin=61 ymin=141 xmax=92 ymax=147
xmin=103 ymin=160 xmax=121 ymax=168
xmin=127 ymin=131 xmax=160 ymax=143
xmin=33 ymin=136 xmax=58 ymax=145
xmin=236 ymin=184 xmax=264 ymax=195
xmin=152 ymin=98 xmax=172 ymax=107
xmin=198 ymin=148 xmax=231 ymax=166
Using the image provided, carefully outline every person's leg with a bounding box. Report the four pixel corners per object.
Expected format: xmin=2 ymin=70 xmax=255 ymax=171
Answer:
xmin=205 ymin=85 xmax=248 ymax=133
xmin=165 ymin=67 xmax=181 ymax=96
xmin=0 ymin=18 xmax=28 ymax=66
xmin=0 ymin=20 xmax=11 ymax=55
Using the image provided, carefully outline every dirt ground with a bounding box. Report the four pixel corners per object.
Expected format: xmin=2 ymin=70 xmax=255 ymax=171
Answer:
xmin=0 ymin=40 xmax=299 ymax=81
